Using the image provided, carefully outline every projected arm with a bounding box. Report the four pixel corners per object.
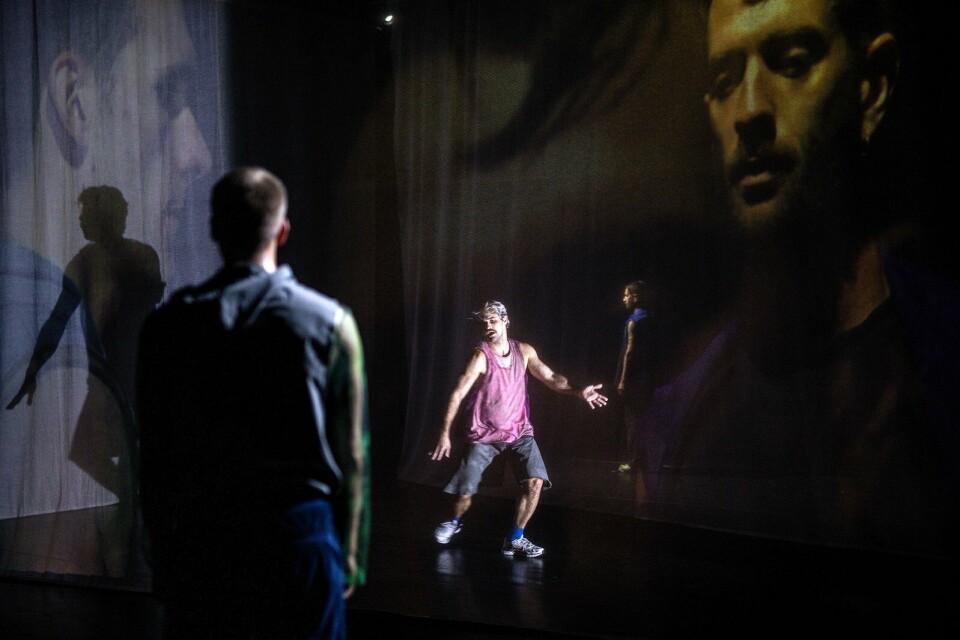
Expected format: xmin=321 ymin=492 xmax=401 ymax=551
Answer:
xmin=6 ymin=274 xmax=83 ymax=409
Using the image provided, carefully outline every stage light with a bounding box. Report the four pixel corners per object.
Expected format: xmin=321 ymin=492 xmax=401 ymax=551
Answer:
xmin=384 ymin=14 xmax=394 ymax=24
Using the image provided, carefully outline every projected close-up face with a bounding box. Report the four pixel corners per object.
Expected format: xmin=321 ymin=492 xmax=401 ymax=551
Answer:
xmin=96 ymin=0 xmax=212 ymax=235
xmin=0 ymin=0 xmax=216 ymax=271
xmin=705 ymin=0 xmax=865 ymax=230
xmin=0 ymin=0 xmax=224 ymax=585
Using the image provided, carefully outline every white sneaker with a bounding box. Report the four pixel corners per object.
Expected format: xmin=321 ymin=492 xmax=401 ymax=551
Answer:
xmin=501 ymin=536 xmax=544 ymax=557
xmin=434 ymin=520 xmax=462 ymax=544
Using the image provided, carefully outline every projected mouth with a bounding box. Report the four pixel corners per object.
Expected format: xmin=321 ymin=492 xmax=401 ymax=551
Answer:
xmin=731 ymin=154 xmax=794 ymax=205
xmin=740 ymin=172 xmax=780 ymax=205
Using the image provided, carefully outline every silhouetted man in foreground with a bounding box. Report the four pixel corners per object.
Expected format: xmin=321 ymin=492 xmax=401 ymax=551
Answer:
xmin=136 ymin=167 xmax=370 ymax=638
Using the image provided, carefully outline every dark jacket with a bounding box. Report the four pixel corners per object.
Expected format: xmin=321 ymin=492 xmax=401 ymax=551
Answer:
xmin=136 ymin=263 xmax=369 ymax=581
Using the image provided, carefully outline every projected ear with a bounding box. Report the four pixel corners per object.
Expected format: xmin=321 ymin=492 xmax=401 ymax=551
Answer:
xmin=46 ymin=51 xmax=90 ymax=167
xmin=860 ymin=32 xmax=898 ymax=144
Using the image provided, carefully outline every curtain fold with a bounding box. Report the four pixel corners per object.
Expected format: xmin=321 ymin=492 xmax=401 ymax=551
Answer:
xmin=391 ymin=0 xmax=721 ymax=502
xmin=387 ymin=0 xmax=958 ymax=558
xmin=1 ymin=0 xmax=225 ymax=589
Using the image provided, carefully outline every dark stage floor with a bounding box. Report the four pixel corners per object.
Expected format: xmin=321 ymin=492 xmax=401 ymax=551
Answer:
xmin=1 ymin=476 xmax=957 ymax=639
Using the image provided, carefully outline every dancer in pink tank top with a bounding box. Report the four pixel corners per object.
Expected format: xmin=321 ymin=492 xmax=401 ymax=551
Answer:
xmin=429 ymin=301 xmax=608 ymax=557
xmin=468 ymin=338 xmax=533 ymax=444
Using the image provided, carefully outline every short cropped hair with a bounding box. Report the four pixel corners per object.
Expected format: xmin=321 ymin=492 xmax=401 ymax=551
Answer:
xmin=625 ymin=280 xmax=646 ymax=296
xmin=210 ymin=167 xmax=288 ymax=258
xmin=701 ymin=0 xmax=893 ymax=51
xmin=37 ymin=0 xmax=136 ymax=84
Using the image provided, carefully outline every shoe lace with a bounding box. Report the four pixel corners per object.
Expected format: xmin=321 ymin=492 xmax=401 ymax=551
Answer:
xmin=515 ymin=537 xmax=538 ymax=551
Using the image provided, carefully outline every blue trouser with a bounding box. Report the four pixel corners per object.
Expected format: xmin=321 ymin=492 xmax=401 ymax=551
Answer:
xmin=156 ymin=498 xmax=345 ymax=639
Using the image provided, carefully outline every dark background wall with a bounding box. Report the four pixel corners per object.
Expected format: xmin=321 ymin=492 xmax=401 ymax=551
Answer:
xmin=222 ymin=1 xmax=406 ymax=480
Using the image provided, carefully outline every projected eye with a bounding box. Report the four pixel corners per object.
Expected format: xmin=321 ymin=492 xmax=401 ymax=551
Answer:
xmin=762 ymin=30 xmax=828 ymax=80
xmin=708 ymin=70 xmax=740 ymax=101
xmin=771 ymin=47 xmax=816 ymax=78
xmin=706 ymin=53 xmax=744 ymax=102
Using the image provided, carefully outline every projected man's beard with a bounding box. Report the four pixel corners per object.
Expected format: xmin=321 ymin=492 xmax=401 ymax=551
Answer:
xmin=728 ymin=87 xmax=874 ymax=373
xmin=728 ymin=90 xmax=867 ymax=244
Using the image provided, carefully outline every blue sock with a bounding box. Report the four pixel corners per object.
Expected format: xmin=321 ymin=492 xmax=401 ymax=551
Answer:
xmin=452 ymin=516 xmax=462 ymax=525
xmin=510 ymin=527 xmax=523 ymax=541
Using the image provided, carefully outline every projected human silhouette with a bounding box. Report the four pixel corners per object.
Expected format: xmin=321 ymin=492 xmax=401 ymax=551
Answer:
xmin=0 ymin=0 xmax=214 ymax=582
xmin=8 ymin=186 xmax=163 ymax=493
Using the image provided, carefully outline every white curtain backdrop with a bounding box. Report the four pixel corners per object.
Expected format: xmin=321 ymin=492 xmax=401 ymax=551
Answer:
xmin=1 ymin=0 xmax=226 ymax=588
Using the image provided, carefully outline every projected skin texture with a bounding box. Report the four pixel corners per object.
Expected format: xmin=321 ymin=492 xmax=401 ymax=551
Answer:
xmin=1 ymin=0 xmax=215 ymax=579
xmin=629 ymin=0 xmax=959 ymax=555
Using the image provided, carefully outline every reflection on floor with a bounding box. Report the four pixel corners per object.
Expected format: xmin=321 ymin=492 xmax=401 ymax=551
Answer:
xmin=1 ymin=477 xmax=957 ymax=639
xmin=349 ymin=479 xmax=956 ymax=638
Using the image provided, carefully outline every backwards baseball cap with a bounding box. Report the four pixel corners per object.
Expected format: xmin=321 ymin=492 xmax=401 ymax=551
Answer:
xmin=468 ymin=300 xmax=508 ymax=321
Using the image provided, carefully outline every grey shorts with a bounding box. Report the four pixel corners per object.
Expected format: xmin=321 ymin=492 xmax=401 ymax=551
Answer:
xmin=442 ymin=435 xmax=552 ymax=495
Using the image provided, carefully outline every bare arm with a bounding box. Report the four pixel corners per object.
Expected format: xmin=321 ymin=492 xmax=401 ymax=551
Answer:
xmin=617 ymin=319 xmax=636 ymax=394
xmin=328 ymin=310 xmax=370 ymax=598
xmin=429 ymin=349 xmax=486 ymax=460
xmin=522 ymin=343 xmax=608 ymax=409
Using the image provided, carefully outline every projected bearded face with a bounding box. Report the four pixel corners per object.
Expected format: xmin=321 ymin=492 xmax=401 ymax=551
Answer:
xmin=92 ymin=0 xmax=212 ymax=233
xmin=704 ymin=0 xmax=867 ymax=232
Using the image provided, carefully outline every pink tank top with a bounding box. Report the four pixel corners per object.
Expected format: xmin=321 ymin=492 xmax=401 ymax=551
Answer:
xmin=469 ymin=339 xmax=533 ymax=444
